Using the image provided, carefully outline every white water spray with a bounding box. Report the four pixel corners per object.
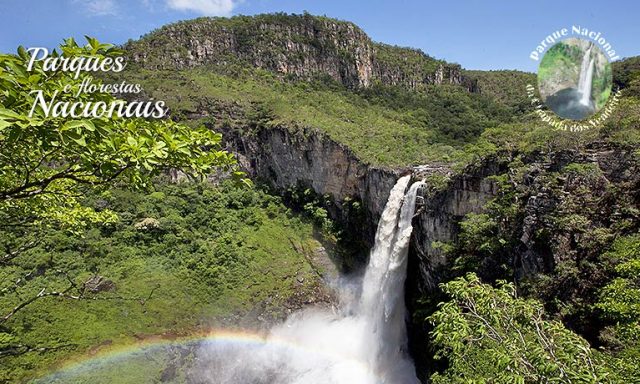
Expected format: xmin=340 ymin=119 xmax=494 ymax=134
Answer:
xmin=578 ymin=45 xmax=595 ymax=106
xmin=359 ymin=176 xmax=423 ymax=381
xmin=195 ymin=175 xmax=422 ymax=383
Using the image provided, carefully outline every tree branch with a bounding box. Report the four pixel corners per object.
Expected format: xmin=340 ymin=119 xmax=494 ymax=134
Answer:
xmin=0 ymin=273 xmax=160 ymax=325
xmin=0 ymin=164 xmax=130 ymax=201
xmin=0 ymin=343 xmax=78 ymax=358
xmin=1 ymin=240 xmax=39 ymax=265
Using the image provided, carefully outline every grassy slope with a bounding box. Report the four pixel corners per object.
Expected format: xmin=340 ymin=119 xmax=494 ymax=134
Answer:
xmin=120 ymin=65 xmax=513 ymax=167
xmin=0 ymin=182 xmax=330 ymax=383
xmin=120 ymin=14 xmax=640 ymax=170
xmin=121 ymin=62 xmax=640 ymax=175
xmin=464 ymin=69 xmax=536 ymax=115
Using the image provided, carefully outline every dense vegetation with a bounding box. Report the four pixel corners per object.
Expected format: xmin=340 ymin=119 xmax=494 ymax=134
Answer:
xmin=427 ymin=236 xmax=640 ymax=383
xmin=613 ymin=56 xmax=640 ymax=97
xmin=0 ymin=181 xmax=328 ymax=382
xmin=416 ymin=54 xmax=640 ymax=382
xmin=0 ymin=38 xmax=335 ymax=383
xmin=429 ymin=274 xmax=610 ymax=383
xmin=117 ymin=64 xmax=515 ymax=167
xmin=423 ymin=136 xmax=640 ymax=381
xmin=464 ymin=70 xmax=535 ymax=115
xmin=0 ymin=38 xmax=241 ymax=235
xmin=421 ymin=126 xmax=639 ymax=383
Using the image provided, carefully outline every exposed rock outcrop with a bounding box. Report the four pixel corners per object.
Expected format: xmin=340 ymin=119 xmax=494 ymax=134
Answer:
xmin=126 ymin=14 xmax=477 ymax=92
xmin=409 ymin=159 xmax=506 ymax=291
xmin=404 ymin=143 xmax=639 ymax=381
xmin=222 ymin=124 xmax=401 ymax=242
xmin=406 ymin=143 xmax=639 ymax=296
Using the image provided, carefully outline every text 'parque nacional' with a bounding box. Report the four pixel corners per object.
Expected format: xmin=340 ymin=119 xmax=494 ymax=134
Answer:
xmin=530 ymin=25 xmax=619 ymax=62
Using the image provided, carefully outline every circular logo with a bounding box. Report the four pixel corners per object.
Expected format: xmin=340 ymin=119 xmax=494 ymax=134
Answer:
xmin=537 ymin=37 xmax=612 ymax=120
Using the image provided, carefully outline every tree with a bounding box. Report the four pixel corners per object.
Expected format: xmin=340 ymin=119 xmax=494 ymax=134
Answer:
xmin=595 ymin=235 xmax=640 ymax=382
xmin=0 ymin=37 xmax=244 ymax=322
xmin=0 ymin=36 xmax=244 ymax=235
xmin=428 ymin=273 xmax=608 ymax=383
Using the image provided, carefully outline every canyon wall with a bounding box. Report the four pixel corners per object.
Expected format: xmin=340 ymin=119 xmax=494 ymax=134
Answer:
xmin=222 ymin=124 xmax=506 ymax=280
xmin=221 ymin=125 xmax=639 ymax=382
xmin=126 ymin=14 xmax=477 ymax=91
xmin=222 ymin=125 xmax=402 ymax=243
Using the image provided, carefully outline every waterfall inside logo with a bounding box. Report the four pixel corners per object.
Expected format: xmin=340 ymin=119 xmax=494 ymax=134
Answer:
xmin=537 ymin=37 xmax=613 ymax=120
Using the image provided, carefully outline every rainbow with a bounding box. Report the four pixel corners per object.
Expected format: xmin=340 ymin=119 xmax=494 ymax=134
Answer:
xmin=34 ymin=329 xmax=381 ymax=383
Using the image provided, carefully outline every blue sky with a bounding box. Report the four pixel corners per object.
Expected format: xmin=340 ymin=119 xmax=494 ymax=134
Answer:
xmin=1 ymin=0 xmax=638 ymax=72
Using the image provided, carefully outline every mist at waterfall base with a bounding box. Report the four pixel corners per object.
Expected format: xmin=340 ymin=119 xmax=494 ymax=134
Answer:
xmin=35 ymin=176 xmax=422 ymax=384
xmin=544 ymin=44 xmax=596 ymax=120
xmin=192 ymin=175 xmax=422 ymax=384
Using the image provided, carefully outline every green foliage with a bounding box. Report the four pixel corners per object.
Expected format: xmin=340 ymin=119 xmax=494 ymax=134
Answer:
xmin=284 ymin=186 xmax=336 ymax=235
xmin=0 ymin=181 xmax=325 ymax=382
xmin=429 ymin=273 xmax=609 ymax=383
xmin=0 ymin=37 xmax=262 ymax=383
xmin=446 ymin=172 xmax=521 ymax=278
xmin=372 ymin=43 xmax=444 ymax=87
xmin=464 ymin=70 xmax=536 ymax=115
xmin=0 ymin=37 xmax=240 ymax=232
xmin=421 ymin=173 xmax=451 ymax=198
xmin=357 ymin=82 xmax=512 ymax=143
xmin=595 ymin=234 xmax=640 ymax=383
xmin=562 ymin=162 xmax=603 ymax=178
xmin=594 ymin=235 xmax=640 ymax=382
xmin=455 ymin=213 xmax=502 ymax=267
xmin=121 ymin=65 xmax=517 ymax=167
xmin=613 ymin=56 xmax=640 ymax=96
xmin=601 ymin=96 xmax=640 ymax=145
xmin=429 ymin=148 xmax=639 ymax=351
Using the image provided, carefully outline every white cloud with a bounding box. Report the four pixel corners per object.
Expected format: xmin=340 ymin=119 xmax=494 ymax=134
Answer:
xmin=76 ymin=0 xmax=117 ymax=16
xmin=166 ymin=0 xmax=238 ymax=16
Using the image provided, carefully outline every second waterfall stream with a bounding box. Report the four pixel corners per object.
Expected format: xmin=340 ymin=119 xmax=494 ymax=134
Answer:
xmin=195 ymin=175 xmax=423 ymax=383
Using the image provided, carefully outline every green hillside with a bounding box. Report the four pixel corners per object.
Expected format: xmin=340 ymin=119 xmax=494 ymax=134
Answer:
xmin=120 ymin=15 xmax=639 ymax=169
xmin=0 ymin=181 xmax=333 ymax=383
xmin=117 ymin=66 xmax=514 ymax=167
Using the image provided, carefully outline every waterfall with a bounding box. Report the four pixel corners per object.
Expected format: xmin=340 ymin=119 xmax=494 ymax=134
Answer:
xmin=194 ymin=175 xmax=422 ymax=384
xmin=360 ymin=175 xmax=423 ymax=382
xmin=577 ymin=45 xmax=595 ymax=106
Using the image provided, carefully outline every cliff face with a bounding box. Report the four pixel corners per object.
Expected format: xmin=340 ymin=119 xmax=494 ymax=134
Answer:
xmin=409 ymin=160 xmax=506 ymax=291
xmin=222 ymin=124 xmax=401 ymax=243
xmin=405 ymin=144 xmax=639 ymax=381
xmin=223 ymin=121 xmax=638 ymax=291
xmin=220 ymin=124 xmax=503 ymax=280
xmin=126 ymin=14 xmax=476 ymax=91
xmin=219 ymin=124 xmax=638 ymax=382
xmin=407 ymin=144 xmax=638 ymax=292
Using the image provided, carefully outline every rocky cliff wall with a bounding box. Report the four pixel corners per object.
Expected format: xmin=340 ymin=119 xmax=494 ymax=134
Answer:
xmin=222 ymin=125 xmax=402 ymax=243
xmin=220 ymin=121 xmax=639 ymax=383
xmin=222 ymin=122 xmax=506 ymax=277
xmin=408 ymin=160 xmax=506 ymax=291
xmin=127 ymin=14 xmax=477 ymax=91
